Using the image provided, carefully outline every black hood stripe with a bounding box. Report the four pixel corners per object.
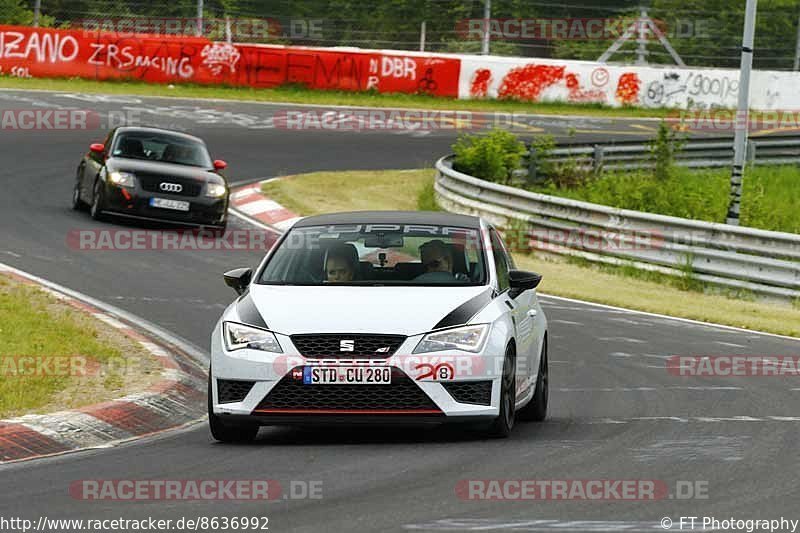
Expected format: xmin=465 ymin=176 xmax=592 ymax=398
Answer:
xmin=236 ymin=292 xmax=268 ymax=329
xmin=432 ymin=288 xmax=494 ymax=330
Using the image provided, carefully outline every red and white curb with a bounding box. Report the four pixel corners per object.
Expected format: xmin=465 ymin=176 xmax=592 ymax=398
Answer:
xmin=229 ymin=179 xmax=302 ymax=231
xmin=0 ymin=263 xmax=207 ymax=464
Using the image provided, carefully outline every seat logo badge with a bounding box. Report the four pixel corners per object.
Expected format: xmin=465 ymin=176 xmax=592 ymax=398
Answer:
xmin=375 ymin=346 xmax=391 ymax=353
xmin=160 ymin=182 xmax=183 ymax=193
xmin=339 ymin=340 xmax=355 ymax=352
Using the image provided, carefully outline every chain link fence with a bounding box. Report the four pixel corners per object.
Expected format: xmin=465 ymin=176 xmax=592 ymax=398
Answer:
xmin=7 ymin=0 xmax=800 ymax=70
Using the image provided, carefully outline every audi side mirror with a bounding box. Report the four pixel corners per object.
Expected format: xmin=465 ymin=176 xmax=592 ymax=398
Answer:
xmin=224 ymin=268 xmax=252 ymax=295
xmin=213 ymin=159 xmax=228 ymax=171
xmin=508 ymin=270 xmax=542 ymax=298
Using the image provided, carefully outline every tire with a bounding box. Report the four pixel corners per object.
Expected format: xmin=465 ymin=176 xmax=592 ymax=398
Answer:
xmin=487 ymin=345 xmax=516 ymax=438
xmin=207 ymin=374 xmax=259 ymax=443
xmin=89 ymin=180 xmax=105 ymax=221
xmin=518 ymin=338 xmax=548 ymax=422
xmin=71 ymin=174 xmax=86 ymax=211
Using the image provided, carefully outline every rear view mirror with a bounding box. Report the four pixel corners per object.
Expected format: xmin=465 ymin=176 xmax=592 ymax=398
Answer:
xmin=364 ymin=234 xmax=404 ymax=248
xmin=90 ymin=143 xmax=105 ymax=153
xmin=224 ymin=268 xmax=253 ymax=295
xmin=508 ymin=269 xmax=542 ymax=298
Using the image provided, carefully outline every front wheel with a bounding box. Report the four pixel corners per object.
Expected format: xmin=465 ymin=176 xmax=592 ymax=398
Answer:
xmin=208 ymin=374 xmax=259 ymax=443
xmin=89 ymin=180 xmax=105 ymax=221
xmin=487 ymin=345 xmax=516 ymax=438
xmin=518 ymin=338 xmax=548 ymax=422
xmin=71 ymin=176 xmax=86 ymax=211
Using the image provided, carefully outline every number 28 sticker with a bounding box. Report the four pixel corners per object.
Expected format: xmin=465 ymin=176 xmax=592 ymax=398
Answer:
xmin=415 ymin=363 xmax=455 ymax=381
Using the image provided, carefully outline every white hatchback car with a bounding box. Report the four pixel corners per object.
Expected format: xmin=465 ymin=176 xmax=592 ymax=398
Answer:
xmin=209 ymin=211 xmax=548 ymax=441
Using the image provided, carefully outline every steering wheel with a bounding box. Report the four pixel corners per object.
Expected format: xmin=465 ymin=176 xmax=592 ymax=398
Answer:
xmin=295 ymin=266 xmax=323 ymax=283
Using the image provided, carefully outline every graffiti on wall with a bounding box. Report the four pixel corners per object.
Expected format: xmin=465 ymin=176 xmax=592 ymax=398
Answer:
xmin=467 ymin=62 xmax=636 ymax=106
xmin=642 ymin=71 xmax=738 ymax=108
xmin=458 ymin=58 xmax=766 ymax=109
xmin=0 ymin=25 xmax=461 ymax=97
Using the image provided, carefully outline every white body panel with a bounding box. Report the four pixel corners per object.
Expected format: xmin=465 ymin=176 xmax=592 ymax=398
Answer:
xmin=209 ymin=216 xmax=548 ymax=424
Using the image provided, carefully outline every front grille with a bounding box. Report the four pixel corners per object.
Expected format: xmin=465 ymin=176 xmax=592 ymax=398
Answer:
xmin=137 ymin=172 xmax=203 ymax=197
xmin=442 ymin=381 xmax=493 ymax=406
xmin=290 ymin=334 xmax=406 ymax=358
xmin=217 ymin=379 xmax=255 ymax=403
xmin=254 ymin=368 xmax=440 ymax=413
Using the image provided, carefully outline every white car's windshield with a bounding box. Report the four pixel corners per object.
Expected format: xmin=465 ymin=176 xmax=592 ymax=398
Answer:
xmin=258 ymin=224 xmax=487 ymax=286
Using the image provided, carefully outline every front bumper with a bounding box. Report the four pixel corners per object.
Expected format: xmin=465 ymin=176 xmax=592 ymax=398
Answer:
xmin=101 ymin=182 xmax=228 ymax=226
xmin=210 ymin=325 xmax=507 ymax=424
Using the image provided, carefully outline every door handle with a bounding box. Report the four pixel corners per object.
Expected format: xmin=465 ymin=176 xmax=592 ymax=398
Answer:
xmin=527 ymin=309 xmax=538 ymax=318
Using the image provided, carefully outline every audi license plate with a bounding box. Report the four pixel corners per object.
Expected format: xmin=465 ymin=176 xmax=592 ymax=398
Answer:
xmin=150 ymin=197 xmax=190 ymax=211
xmin=303 ymin=366 xmax=392 ymax=385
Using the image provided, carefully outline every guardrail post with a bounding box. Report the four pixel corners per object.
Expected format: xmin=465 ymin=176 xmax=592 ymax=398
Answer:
xmin=593 ymin=144 xmax=605 ymax=174
xmin=527 ymin=146 xmax=538 ymax=184
xmin=746 ymin=140 xmax=757 ymax=165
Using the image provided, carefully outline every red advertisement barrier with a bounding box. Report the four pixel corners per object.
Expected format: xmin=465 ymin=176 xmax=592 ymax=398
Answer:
xmin=0 ymin=25 xmax=460 ymax=97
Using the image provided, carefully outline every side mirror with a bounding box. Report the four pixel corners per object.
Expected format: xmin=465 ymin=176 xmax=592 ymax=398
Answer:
xmin=90 ymin=143 xmax=105 ymax=154
xmin=508 ymin=269 xmax=542 ymax=298
xmin=213 ymin=159 xmax=227 ymax=171
xmin=224 ymin=268 xmax=252 ymax=295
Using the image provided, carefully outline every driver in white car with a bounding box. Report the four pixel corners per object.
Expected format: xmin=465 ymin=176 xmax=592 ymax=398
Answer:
xmin=414 ymin=240 xmax=456 ymax=283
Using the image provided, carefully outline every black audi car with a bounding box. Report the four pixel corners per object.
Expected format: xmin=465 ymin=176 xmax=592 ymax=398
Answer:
xmin=72 ymin=126 xmax=230 ymax=230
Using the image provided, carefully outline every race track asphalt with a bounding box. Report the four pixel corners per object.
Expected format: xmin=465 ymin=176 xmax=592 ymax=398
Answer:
xmin=1 ymin=90 xmax=799 ymax=532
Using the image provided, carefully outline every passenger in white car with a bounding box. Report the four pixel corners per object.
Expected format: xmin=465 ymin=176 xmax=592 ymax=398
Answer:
xmin=324 ymin=244 xmax=359 ymax=282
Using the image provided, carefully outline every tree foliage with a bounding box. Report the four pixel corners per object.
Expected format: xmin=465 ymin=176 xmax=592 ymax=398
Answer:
xmin=0 ymin=0 xmax=36 ymax=25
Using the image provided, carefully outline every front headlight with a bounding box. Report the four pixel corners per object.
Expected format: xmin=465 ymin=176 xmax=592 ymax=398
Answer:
xmin=206 ymin=183 xmax=227 ymax=198
xmin=223 ymin=322 xmax=283 ymax=353
xmin=414 ymin=324 xmax=490 ymax=354
xmin=109 ymin=171 xmax=135 ymax=187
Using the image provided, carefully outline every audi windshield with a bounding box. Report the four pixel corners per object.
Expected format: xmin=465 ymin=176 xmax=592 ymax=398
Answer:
xmin=258 ymin=224 xmax=488 ymax=286
xmin=111 ymin=131 xmax=213 ymax=168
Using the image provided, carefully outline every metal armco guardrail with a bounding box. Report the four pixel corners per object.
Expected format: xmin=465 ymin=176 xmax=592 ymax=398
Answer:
xmin=527 ymin=135 xmax=800 ymax=180
xmin=435 ymin=155 xmax=800 ymax=301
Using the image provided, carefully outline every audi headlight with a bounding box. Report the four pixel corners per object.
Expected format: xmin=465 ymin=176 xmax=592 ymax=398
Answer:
xmin=109 ymin=171 xmax=135 ymax=187
xmin=223 ymin=322 xmax=283 ymax=353
xmin=414 ymin=324 xmax=490 ymax=354
xmin=206 ymin=183 xmax=227 ymax=198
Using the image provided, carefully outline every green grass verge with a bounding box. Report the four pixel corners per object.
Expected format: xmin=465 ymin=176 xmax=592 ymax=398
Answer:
xmin=530 ymin=165 xmax=800 ymax=234
xmin=262 ymin=169 xmax=435 ymax=213
xmin=257 ymin=168 xmax=800 ymax=337
xmin=0 ymin=275 xmax=160 ymax=418
xmin=0 ymin=76 xmax=673 ymax=119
